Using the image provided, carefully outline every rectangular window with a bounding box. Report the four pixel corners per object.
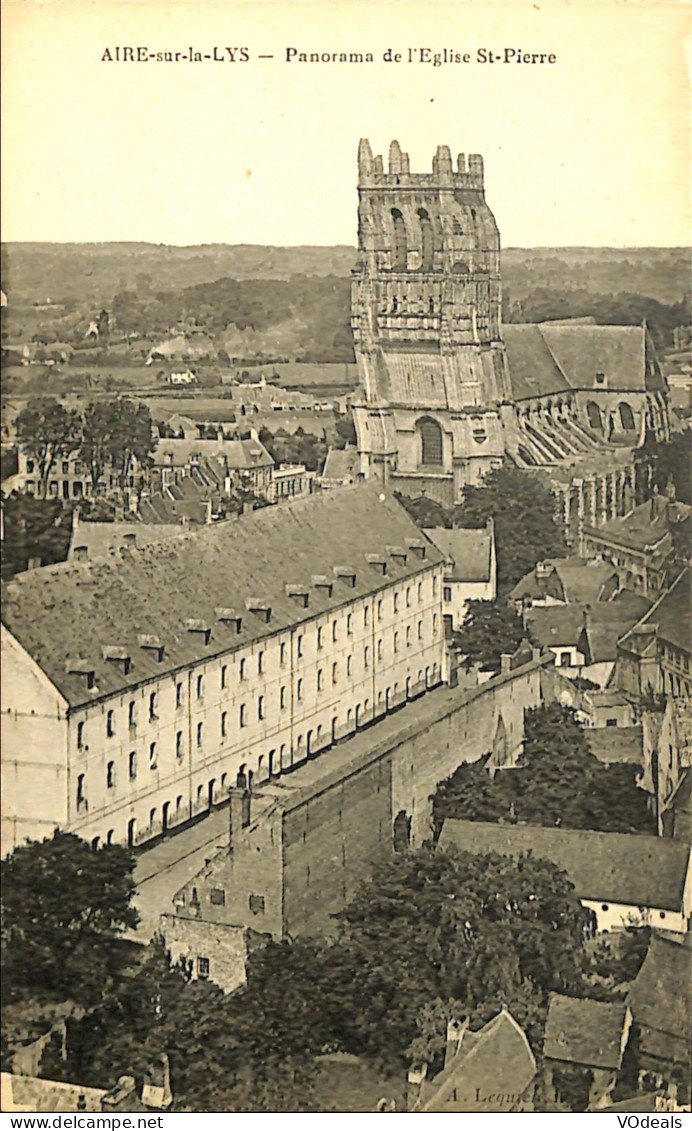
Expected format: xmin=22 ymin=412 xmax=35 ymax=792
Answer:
xmin=26 ymin=459 xmax=34 ymax=473
xmin=210 ymin=888 xmax=225 ymax=906
xmin=418 ymin=583 xmax=423 ymax=602
xmin=377 ymin=639 xmax=383 ymax=661
xmin=248 ymin=893 xmax=265 ymax=915
xmin=106 ymin=709 xmax=115 ymax=738
xmin=221 ymin=665 xmax=227 ymax=689
xmin=317 ymin=626 xmax=323 ymax=649
xmin=197 ymin=957 xmax=210 ymax=978
xmin=196 ymin=674 xmax=204 ymax=699
xmin=364 ymin=646 xmax=370 ymax=669
xmin=258 ymin=651 xmax=264 ymax=675
xmin=128 ymin=701 xmax=136 ymax=728
xmin=62 ymin=461 xmax=69 ymax=475
xmin=239 ymin=703 xmax=247 ymax=727
xmin=196 ymin=723 xmax=203 ymax=747
xmin=377 ymin=599 xmax=383 ymax=622
xmin=418 ymin=620 xmax=423 ymax=640
xmin=443 ymin=586 xmax=452 ymax=602
xmin=297 ymin=635 xmax=304 ymax=659
xmin=129 ymin=751 xmax=137 ymax=780
xmin=149 ymin=742 xmax=157 ymax=769
xmin=393 ymin=632 xmax=399 ymax=653
xmin=406 ymin=587 xmax=412 ymax=608
xmin=317 ymin=669 xmax=323 ymax=692
xmin=280 ymin=685 xmax=287 ymax=710
xmin=296 ymin=678 xmax=303 ymax=701
xmin=364 ymin=606 xmax=369 ymax=628
xmin=176 ymin=682 xmax=183 ymax=708
xmin=77 ymin=773 xmax=85 ymax=804
xmin=77 ymin=721 xmax=85 ymax=749
xmin=332 ymin=662 xmax=338 ymax=684
xmin=332 ymin=620 xmax=338 ymax=643
xmin=149 ymin=691 xmax=157 ymax=720
xmin=559 ymin=652 xmax=571 ymax=667
xmin=406 ymin=626 xmax=411 ymax=647
xmin=280 ymin=642 xmax=287 ymax=665
xmin=258 ymin=696 xmax=264 ymax=721
xmin=176 ymin=730 xmax=183 ymax=760
xmin=239 ymin=658 xmax=246 ymax=680
xmin=221 ymin=711 xmax=227 ymax=738
xmin=347 ymin=655 xmax=352 ymax=677
xmin=393 ymin=593 xmax=399 ymax=613
xmin=432 ymin=577 xmax=438 ymax=598
xmin=433 ymin=614 xmax=438 ymax=635
xmin=106 ymin=761 xmax=115 ymax=788
xmin=347 ymin=613 xmax=353 ymax=635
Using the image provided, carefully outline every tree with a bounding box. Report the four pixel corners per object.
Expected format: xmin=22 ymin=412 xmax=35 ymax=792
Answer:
xmin=1 ymin=830 xmax=139 ymax=1005
xmin=79 ymin=398 xmax=156 ymax=493
xmin=15 ymin=397 xmax=82 ymax=499
xmin=453 ymin=465 xmax=567 ymax=593
xmin=431 ymin=703 xmax=654 ymax=835
xmin=0 ymin=495 xmax=74 ymax=579
xmin=453 ymin=599 xmax=527 ymax=672
xmin=393 ymin=492 xmax=452 ymax=529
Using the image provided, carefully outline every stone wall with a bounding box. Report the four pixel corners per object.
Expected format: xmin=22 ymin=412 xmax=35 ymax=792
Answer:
xmin=160 ymin=912 xmax=248 ymax=994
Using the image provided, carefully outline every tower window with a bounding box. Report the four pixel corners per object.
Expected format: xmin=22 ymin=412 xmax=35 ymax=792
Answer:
xmin=418 ymin=417 xmax=443 ymax=466
xmin=391 ymin=208 xmax=407 ymax=272
xmin=418 ymin=208 xmax=433 ymax=271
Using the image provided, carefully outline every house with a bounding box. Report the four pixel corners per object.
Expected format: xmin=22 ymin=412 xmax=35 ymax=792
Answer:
xmin=1 ymin=484 xmax=446 ymax=853
xmin=0 ymin=1074 xmax=107 ymax=1113
xmin=152 ymin=431 xmax=275 ymax=499
xmin=509 ymin=556 xmax=620 ymax=611
xmin=269 ymin=463 xmax=313 ymax=502
xmin=542 ymin=994 xmax=632 ymax=1109
xmin=627 ymin=936 xmax=692 ymax=1096
xmin=407 ymin=1011 xmax=536 ymax=1112
xmin=167 ymin=368 xmax=197 ymax=386
xmin=68 ymin=515 xmax=190 ymax=561
xmin=615 ymin=568 xmax=692 ymax=704
xmin=525 ymin=592 xmax=651 ymax=684
xmin=320 ymin=445 xmax=360 ymax=490
xmin=577 ymin=689 xmax=638 ymax=730
xmin=439 ymin=819 xmax=692 ymax=933
xmin=425 ymin=521 xmax=496 ymax=631
xmin=580 ymin=492 xmax=689 ymax=597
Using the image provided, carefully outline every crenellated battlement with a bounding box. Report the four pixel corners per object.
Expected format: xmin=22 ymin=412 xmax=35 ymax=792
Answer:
xmin=358 ymin=138 xmax=485 ymax=190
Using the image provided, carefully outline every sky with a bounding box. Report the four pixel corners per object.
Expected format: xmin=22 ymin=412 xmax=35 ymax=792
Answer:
xmin=2 ymin=0 xmax=690 ymax=247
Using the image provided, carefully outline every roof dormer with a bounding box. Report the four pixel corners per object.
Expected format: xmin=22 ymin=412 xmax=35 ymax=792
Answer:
xmin=66 ymin=658 xmax=96 ymax=690
xmin=101 ymin=644 xmax=132 ymax=675
xmin=246 ymin=596 xmax=272 ymax=624
xmin=137 ymin=633 xmax=165 ymax=662
xmin=387 ymin=545 xmax=408 ymax=565
xmin=365 ymin=552 xmax=388 ymax=575
xmin=184 ymin=618 xmax=212 ymax=645
xmin=406 ymin=537 xmax=427 ymax=559
xmin=215 ymin=607 xmax=243 ymax=633
xmin=311 ymin=574 xmax=334 ymax=597
xmin=333 ymin=565 xmax=357 ymax=588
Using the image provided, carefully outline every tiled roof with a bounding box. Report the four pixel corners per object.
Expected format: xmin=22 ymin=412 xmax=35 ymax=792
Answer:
xmin=68 ymin=520 xmax=187 ymax=560
xmin=539 ymin=324 xmax=653 ymax=391
xmin=584 ymin=498 xmax=673 ymax=552
xmin=426 ymin=527 xmax=493 ymax=582
xmin=418 ymin=1011 xmax=536 ymax=1113
xmin=526 ymin=594 xmax=652 ymax=661
xmin=321 ymin=446 xmax=359 ymax=481
xmin=627 ymin=937 xmax=692 ymax=1064
xmin=439 ymin=820 xmax=691 ymax=911
xmin=2 ymin=485 xmax=444 ymax=708
xmin=509 ymin=557 xmax=619 ymax=605
xmin=153 ymin=436 xmax=273 ymax=470
xmin=543 ymin=994 xmax=629 ymax=1069
xmin=618 ymin=568 xmax=691 ymax=656
xmin=503 ymin=324 xmax=572 ymax=400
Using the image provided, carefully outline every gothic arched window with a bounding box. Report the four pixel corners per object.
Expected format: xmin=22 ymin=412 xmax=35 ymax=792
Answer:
xmin=391 ymin=208 xmax=407 ymax=271
xmin=418 ymin=416 xmax=443 ymax=466
xmin=618 ymin=402 xmax=636 ymax=430
xmin=417 ymin=208 xmax=433 ymax=271
xmin=585 ymin=401 xmax=603 ymax=433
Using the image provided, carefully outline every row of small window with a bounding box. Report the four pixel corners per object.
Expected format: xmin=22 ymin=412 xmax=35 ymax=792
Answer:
xmin=25 ymin=459 xmax=83 ymax=475
xmin=78 ymin=617 xmax=439 ymax=746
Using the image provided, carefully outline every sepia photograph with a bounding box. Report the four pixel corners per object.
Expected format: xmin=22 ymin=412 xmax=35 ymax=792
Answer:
xmin=1 ymin=0 xmax=690 ymax=1119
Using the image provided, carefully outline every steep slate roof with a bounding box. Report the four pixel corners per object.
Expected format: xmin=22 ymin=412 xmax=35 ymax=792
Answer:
xmin=584 ymin=498 xmax=673 ymax=552
xmin=543 ymin=994 xmax=630 ymax=1069
xmin=153 ymin=436 xmax=273 ymax=469
xmin=2 ymin=484 xmax=444 ymax=709
xmin=526 ymin=594 xmax=651 ymax=660
xmin=502 ymin=324 xmax=571 ymax=400
xmin=509 ymin=557 xmax=619 ymax=605
xmin=627 ymin=937 xmax=692 ymax=1064
xmin=618 ymin=568 xmax=691 ymax=656
xmin=439 ymin=820 xmax=691 ymax=912
xmin=417 ymin=1010 xmax=536 ymax=1113
xmin=426 ymin=527 xmax=494 ymax=582
xmin=321 ymin=446 xmax=359 ymax=482
xmin=539 ymin=324 xmax=654 ymax=391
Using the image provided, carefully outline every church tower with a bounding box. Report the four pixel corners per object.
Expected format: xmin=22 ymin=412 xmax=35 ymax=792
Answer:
xmin=351 ymin=139 xmax=510 ymax=504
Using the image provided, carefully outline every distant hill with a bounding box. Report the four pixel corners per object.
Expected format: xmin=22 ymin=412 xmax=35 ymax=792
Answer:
xmin=2 ymin=243 xmax=690 ymax=308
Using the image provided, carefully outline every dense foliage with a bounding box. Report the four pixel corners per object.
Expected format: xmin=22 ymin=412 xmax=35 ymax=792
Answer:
xmin=431 ymin=703 xmax=654 ymax=836
xmin=453 ymin=599 xmax=529 ymax=672
xmin=0 ymin=495 xmax=74 ymax=579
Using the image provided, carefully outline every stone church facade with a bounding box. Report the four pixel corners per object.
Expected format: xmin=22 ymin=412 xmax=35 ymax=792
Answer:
xmin=350 ymin=139 xmax=671 ymax=514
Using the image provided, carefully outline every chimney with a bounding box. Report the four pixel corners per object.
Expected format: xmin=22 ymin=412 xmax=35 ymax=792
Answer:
xmin=27 ymin=556 xmax=42 ymax=570
xmin=228 ymin=786 xmax=249 ymax=853
xmin=445 ymin=1018 xmax=469 ymax=1067
xmin=500 ymin=653 xmax=512 ymax=674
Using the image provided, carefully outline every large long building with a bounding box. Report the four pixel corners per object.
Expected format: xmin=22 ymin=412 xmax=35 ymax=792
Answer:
xmin=351 ymin=139 xmax=670 ymax=507
xmin=1 ymin=485 xmax=447 ymax=853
